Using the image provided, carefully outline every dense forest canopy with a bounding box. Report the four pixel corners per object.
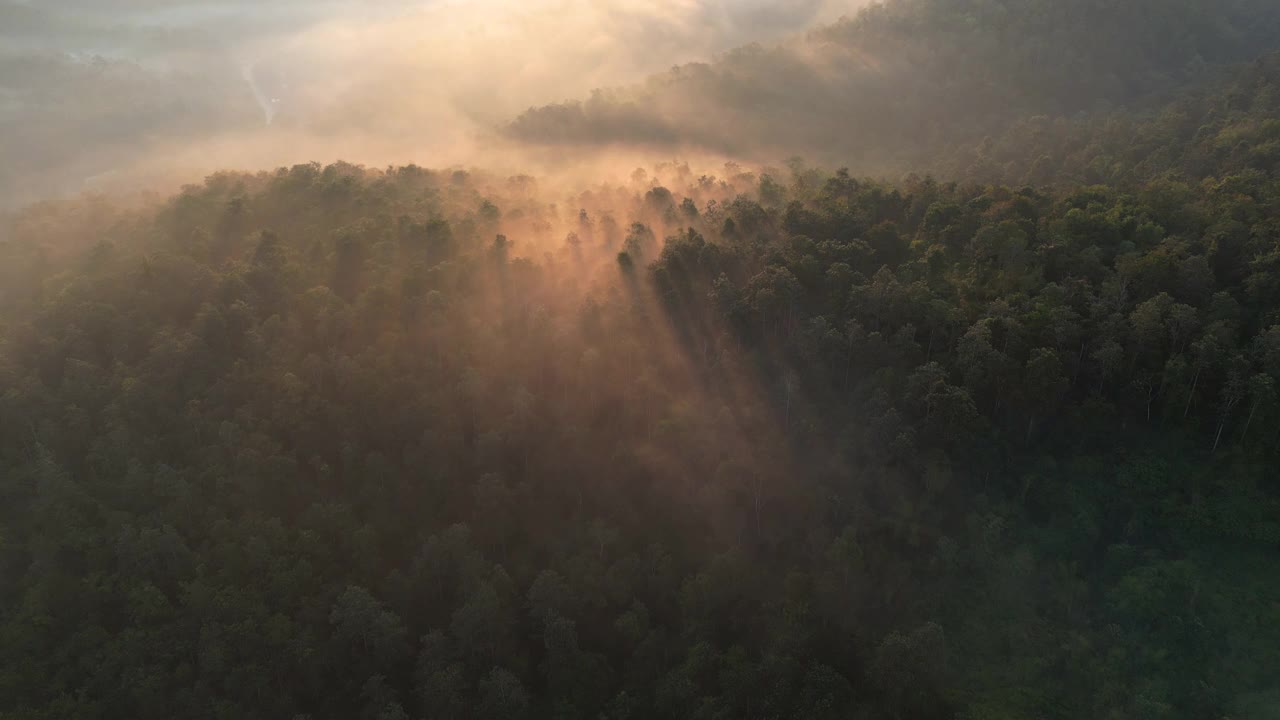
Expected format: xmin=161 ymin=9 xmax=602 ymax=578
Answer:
xmin=5 ymin=157 xmax=1280 ymax=718
xmin=4 ymin=1 xmax=1280 ymax=719
xmin=947 ymin=51 xmax=1280 ymax=186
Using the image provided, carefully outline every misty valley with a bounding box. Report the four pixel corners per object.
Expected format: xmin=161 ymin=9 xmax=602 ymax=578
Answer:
xmin=3 ymin=1 xmax=1280 ymax=719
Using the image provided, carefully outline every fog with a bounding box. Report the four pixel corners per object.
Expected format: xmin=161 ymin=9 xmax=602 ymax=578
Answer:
xmin=506 ymin=0 xmax=1280 ymax=179
xmin=0 ymin=0 xmax=870 ymax=207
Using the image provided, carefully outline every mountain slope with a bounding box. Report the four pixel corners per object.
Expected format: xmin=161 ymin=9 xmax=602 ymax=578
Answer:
xmin=945 ymin=50 xmax=1280 ymax=185
xmin=4 ymin=158 xmax=1280 ymax=719
xmin=507 ymin=0 xmax=1280 ymax=174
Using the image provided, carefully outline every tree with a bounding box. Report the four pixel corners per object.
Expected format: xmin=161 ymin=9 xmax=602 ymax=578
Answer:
xmin=1023 ymin=348 xmax=1068 ymax=438
xmin=331 ymin=587 xmax=407 ymax=659
xmin=415 ymin=632 xmax=468 ymax=720
xmin=478 ymin=667 xmax=529 ymax=720
xmin=450 ymin=577 xmax=514 ymax=665
xmin=1212 ymin=356 xmax=1250 ymax=452
xmin=1240 ymin=373 xmax=1275 ymax=445
xmin=872 ymin=623 xmax=948 ymax=720
xmin=1184 ymin=332 xmax=1224 ymax=418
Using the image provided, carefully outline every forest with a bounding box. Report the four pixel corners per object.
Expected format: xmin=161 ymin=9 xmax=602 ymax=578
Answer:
xmin=3 ymin=1 xmax=1280 ymax=719
xmin=507 ymin=0 xmax=1280 ymax=174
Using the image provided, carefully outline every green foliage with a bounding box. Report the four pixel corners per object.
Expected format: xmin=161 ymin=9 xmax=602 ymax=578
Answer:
xmin=3 ymin=126 xmax=1280 ymax=720
xmin=10 ymin=2 xmax=1280 ymax=717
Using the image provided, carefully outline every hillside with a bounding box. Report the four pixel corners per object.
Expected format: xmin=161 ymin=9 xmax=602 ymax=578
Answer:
xmin=4 ymin=158 xmax=1280 ymax=719
xmin=945 ymin=50 xmax=1280 ymax=185
xmin=6 ymin=1 xmax=1280 ymax=719
xmin=506 ymin=0 xmax=1280 ymax=177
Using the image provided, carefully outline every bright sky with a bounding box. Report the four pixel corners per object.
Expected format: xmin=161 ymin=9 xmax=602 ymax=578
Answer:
xmin=0 ymin=0 xmax=871 ymax=204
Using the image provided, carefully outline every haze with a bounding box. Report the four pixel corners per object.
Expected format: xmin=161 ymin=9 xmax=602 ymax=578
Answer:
xmin=0 ymin=0 xmax=869 ymax=207
xmin=7 ymin=2 xmax=1280 ymax=719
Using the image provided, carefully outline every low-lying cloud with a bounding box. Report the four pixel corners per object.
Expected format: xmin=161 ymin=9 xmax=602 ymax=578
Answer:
xmin=0 ymin=0 xmax=870 ymax=207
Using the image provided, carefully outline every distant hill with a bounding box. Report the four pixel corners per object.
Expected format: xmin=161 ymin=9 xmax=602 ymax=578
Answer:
xmin=944 ymin=50 xmax=1280 ymax=185
xmin=506 ymin=0 xmax=1280 ymax=175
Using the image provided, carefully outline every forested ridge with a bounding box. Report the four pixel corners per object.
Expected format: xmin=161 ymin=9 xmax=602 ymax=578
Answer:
xmin=6 ymin=0 xmax=1280 ymax=719
xmin=3 ymin=151 xmax=1280 ymax=719
xmin=507 ymin=0 xmax=1280 ymax=176
xmin=947 ymin=50 xmax=1280 ymax=187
